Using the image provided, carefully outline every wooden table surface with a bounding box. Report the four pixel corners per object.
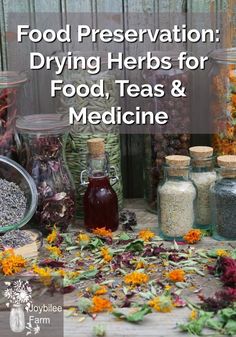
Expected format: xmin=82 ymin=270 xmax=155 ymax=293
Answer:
xmin=64 ymin=199 xmax=235 ymax=337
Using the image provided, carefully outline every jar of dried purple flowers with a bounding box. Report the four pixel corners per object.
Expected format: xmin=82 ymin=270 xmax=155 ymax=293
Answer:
xmin=16 ymin=114 xmax=76 ymax=234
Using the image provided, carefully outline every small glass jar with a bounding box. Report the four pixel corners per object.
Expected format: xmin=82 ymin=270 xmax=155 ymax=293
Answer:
xmin=190 ymin=146 xmax=216 ymax=229
xmin=16 ymin=114 xmax=76 ymax=234
xmin=158 ymin=155 xmax=197 ymax=240
xmin=143 ymin=51 xmax=191 ymax=212
xmin=210 ymin=155 xmax=236 ymax=240
xmin=0 ymin=71 xmax=27 ymax=160
xmin=209 ymin=48 xmax=236 ymax=155
xmin=81 ymin=138 xmax=119 ymax=231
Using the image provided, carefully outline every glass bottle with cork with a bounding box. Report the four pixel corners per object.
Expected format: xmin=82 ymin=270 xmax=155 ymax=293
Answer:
xmin=81 ymin=138 xmax=119 ymax=231
xmin=189 ymin=146 xmax=216 ymax=230
xmin=157 ymin=155 xmax=197 ymax=241
xmin=210 ymin=155 xmax=236 ymax=240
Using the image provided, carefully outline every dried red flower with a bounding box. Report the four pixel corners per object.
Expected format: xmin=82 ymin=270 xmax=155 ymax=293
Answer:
xmin=216 ymin=257 xmax=236 ymax=287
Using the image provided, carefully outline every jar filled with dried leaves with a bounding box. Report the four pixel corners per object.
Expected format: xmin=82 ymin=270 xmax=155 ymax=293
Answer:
xmin=210 ymin=155 xmax=236 ymax=241
xmin=189 ymin=146 xmax=216 ymax=230
xmin=16 ymin=114 xmax=76 ymax=234
xmin=158 ymin=155 xmax=197 ymax=240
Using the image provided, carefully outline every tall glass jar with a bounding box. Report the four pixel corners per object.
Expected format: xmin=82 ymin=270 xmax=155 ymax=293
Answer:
xmin=81 ymin=138 xmax=119 ymax=232
xmin=158 ymin=155 xmax=197 ymax=241
xmin=143 ymin=51 xmax=191 ymax=212
xmin=210 ymin=155 xmax=236 ymax=241
xmin=16 ymin=114 xmax=76 ymax=234
xmin=51 ymin=52 xmax=123 ymax=217
xmin=189 ymin=146 xmax=216 ymax=230
xmin=0 ymin=72 xmax=27 ymax=160
xmin=209 ymin=48 xmax=236 ymax=154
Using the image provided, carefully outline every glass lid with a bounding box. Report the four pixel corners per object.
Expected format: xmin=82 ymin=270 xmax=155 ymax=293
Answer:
xmin=0 ymin=71 xmax=27 ymax=88
xmin=209 ymin=48 xmax=236 ymax=64
xmin=16 ymin=114 xmax=71 ymax=135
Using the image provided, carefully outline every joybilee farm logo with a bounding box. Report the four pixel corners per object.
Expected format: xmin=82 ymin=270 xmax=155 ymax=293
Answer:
xmin=3 ymin=279 xmax=63 ymax=335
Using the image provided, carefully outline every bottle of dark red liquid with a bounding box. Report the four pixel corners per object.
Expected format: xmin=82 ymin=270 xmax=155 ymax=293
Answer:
xmin=82 ymin=138 xmax=119 ymax=232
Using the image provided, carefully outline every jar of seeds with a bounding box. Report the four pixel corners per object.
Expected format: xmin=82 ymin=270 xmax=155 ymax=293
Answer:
xmin=16 ymin=114 xmax=76 ymax=235
xmin=210 ymin=155 xmax=236 ymax=240
xmin=189 ymin=146 xmax=216 ymax=230
xmin=158 ymin=155 xmax=197 ymax=240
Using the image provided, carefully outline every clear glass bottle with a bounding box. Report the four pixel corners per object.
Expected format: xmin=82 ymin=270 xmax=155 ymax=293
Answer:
xmin=0 ymin=71 xmax=27 ymax=160
xmin=158 ymin=155 xmax=197 ymax=240
xmin=81 ymin=138 xmax=119 ymax=232
xmin=209 ymin=48 xmax=236 ymax=155
xmin=52 ymin=52 xmax=123 ymax=216
xmin=210 ymin=155 xmax=236 ymax=240
xmin=16 ymin=114 xmax=76 ymax=234
xmin=190 ymin=146 xmax=216 ymax=230
xmin=143 ymin=51 xmax=191 ymax=212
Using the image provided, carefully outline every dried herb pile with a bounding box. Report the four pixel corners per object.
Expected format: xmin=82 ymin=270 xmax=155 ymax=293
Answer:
xmin=1 ymin=228 xmax=235 ymax=336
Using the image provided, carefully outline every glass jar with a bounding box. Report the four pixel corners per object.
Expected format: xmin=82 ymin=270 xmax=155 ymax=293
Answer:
xmin=209 ymin=48 xmax=236 ymax=155
xmin=10 ymin=304 xmax=25 ymax=333
xmin=189 ymin=146 xmax=216 ymax=230
xmin=0 ymin=71 xmax=27 ymax=160
xmin=16 ymin=114 xmax=76 ymax=234
xmin=81 ymin=138 xmax=119 ymax=231
xmin=143 ymin=51 xmax=191 ymax=212
xmin=210 ymin=155 xmax=236 ymax=240
xmin=51 ymin=52 xmax=123 ymax=217
xmin=158 ymin=155 xmax=197 ymax=240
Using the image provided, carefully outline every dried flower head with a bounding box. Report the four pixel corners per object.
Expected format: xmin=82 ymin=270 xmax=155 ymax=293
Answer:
xmin=90 ymin=296 xmax=113 ymax=313
xmin=93 ymin=227 xmax=112 ymax=238
xmin=124 ymin=271 xmax=149 ymax=286
xmin=184 ymin=229 xmax=202 ymax=244
xmin=46 ymin=245 xmax=62 ymax=258
xmin=168 ymin=269 xmax=185 ymax=283
xmin=100 ymin=247 xmax=112 ymax=262
xmin=33 ymin=265 xmax=52 ymax=286
xmin=77 ymin=233 xmax=90 ymax=244
xmin=216 ymin=249 xmax=229 ymax=257
xmin=95 ymin=286 xmax=108 ymax=296
xmin=138 ymin=229 xmax=155 ymax=241
xmin=0 ymin=250 xmax=26 ymax=276
xmin=46 ymin=227 xmax=58 ymax=244
xmin=189 ymin=310 xmax=198 ymax=321
xmin=148 ymin=295 xmax=173 ymax=312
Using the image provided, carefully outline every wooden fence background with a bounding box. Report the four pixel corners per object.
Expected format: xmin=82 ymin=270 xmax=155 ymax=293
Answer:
xmin=0 ymin=0 xmax=235 ymax=197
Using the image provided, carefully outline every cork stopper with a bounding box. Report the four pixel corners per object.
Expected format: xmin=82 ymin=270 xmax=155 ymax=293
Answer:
xmin=87 ymin=138 xmax=105 ymax=156
xmin=217 ymin=155 xmax=236 ymax=168
xmin=166 ymin=155 xmax=190 ymax=167
xmin=189 ymin=146 xmax=213 ymax=159
xmin=217 ymin=155 xmax=236 ymax=178
xmin=165 ymin=155 xmax=190 ymax=177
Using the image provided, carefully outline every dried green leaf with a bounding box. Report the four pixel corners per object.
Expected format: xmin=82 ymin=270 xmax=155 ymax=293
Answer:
xmin=77 ymin=297 xmax=92 ymax=313
xmin=112 ymin=305 xmax=152 ymax=323
xmin=125 ymin=240 xmax=144 ymax=252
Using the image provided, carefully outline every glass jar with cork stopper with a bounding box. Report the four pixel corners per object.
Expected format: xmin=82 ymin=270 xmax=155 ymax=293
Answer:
xmin=189 ymin=146 xmax=216 ymax=230
xmin=157 ymin=155 xmax=197 ymax=240
xmin=210 ymin=155 xmax=236 ymax=240
xmin=81 ymin=138 xmax=119 ymax=232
